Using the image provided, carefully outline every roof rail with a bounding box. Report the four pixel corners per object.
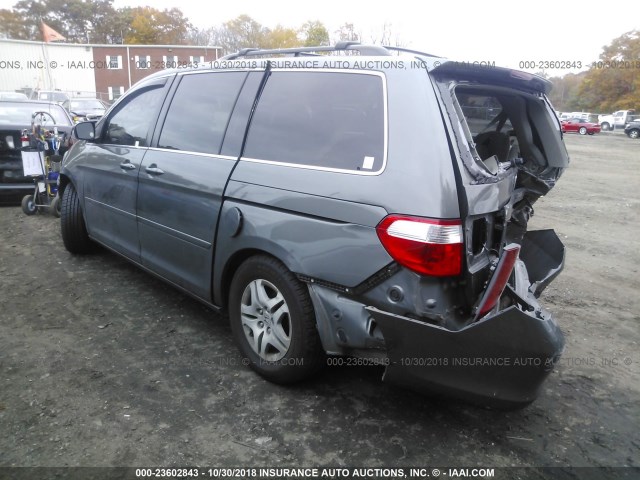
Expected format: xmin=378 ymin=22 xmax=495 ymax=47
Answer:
xmin=382 ymin=46 xmax=440 ymax=58
xmin=221 ymin=42 xmax=391 ymax=60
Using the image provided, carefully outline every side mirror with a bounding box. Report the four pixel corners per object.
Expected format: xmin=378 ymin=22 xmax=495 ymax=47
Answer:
xmin=74 ymin=121 xmax=96 ymax=141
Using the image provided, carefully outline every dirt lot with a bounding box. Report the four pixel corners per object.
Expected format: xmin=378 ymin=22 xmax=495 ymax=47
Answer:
xmin=0 ymin=132 xmax=638 ymax=477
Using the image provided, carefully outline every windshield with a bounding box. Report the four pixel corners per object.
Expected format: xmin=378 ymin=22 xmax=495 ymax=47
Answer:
xmin=0 ymin=102 xmax=72 ymax=126
xmin=38 ymin=92 xmax=68 ymax=102
xmin=70 ymin=99 xmax=105 ymax=110
xmin=0 ymin=92 xmax=28 ymax=101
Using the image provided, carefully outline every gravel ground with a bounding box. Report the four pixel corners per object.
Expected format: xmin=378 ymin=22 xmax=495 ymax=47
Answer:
xmin=0 ymin=132 xmax=638 ymax=479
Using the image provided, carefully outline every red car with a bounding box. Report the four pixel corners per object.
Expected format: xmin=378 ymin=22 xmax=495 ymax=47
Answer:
xmin=561 ymin=118 xmax=601 ymax=135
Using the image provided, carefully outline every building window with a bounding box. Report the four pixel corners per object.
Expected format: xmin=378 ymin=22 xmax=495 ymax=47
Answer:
xmin=108 ymin=86 xmax=125 ymax=101
xmin=135 ymin=55 xmax=151 ymax=69
xmin=106 ymin=55 xmax=122 ymax=69
xmin=190 ymin=55 xmax=203 ymax=66
xmin=163 ymin=55 xmax=177 ymax=69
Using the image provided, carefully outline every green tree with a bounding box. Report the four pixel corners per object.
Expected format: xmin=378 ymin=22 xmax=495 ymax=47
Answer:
xmin=0 ymin=8 xmax=30 ymax=39
xmin=12 ymin=0 xmax=117 ymax=43
xmin=547 ymin=73 xmax=587 ymax=112
xmin=124 ymin=7 xmax=192 ymax=45
xmin=576 ymin=30 xmax=640 ymax=112
xmin=262 ymin=25 xmax=302 ymax=49
xmin=214 ymin=15 xmax=268 ymax=54
xmin=300 ymin=20 xmax=329 ymax=46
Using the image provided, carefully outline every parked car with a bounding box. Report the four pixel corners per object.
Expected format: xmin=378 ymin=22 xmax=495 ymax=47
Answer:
xmin=598 ymin=110 xmax=637 ymax=131
xmin=31 ymin=90 xmax=70 ymax=104
xmin=624 ymin=121 xmax=640 ymax=139
xmin=62 ymin=98 xmax=108 ymax=123
xmin=0 ymin=91 xmax=29 ymax=101
xmin=59 ymin=43 xmax=569 ymax=408
xmin=561 ymin=118 xmax=601 ymax=135
xmin=0 ymin=100 xmax=73 ymax=200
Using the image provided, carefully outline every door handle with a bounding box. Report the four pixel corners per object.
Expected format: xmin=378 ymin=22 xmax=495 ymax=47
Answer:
xmin=119 ymin=161 xmax=136 ymax=170
xmin=145 ymin=164 xmax=165 ymax=175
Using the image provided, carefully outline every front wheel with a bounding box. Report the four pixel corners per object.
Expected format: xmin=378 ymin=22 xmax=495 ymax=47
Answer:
xmin=629 ymin=129 xmax=640 ymax=139
xmin=229 ymin=255 xmax=324 ymax=384
xmin=21 ymin=194 xmax=37 ymax=215
xmin=579 ymin=127 xmax=587 ymax=135
xmin=60 ymin=183 xmax=95 ymax=253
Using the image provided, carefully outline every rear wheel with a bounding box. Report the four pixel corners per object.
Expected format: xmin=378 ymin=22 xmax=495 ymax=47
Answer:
xmin=50 ymin=195 xmax=61 ymax=218
xmin=579 ymin=127 xmax=587 ymax=135
xmin=60 ymin=183 xmax=94 ymax=253
xmin=21 ymin=195 xmax=37 ymax=215
xmin=229 ymin=255 xmax=324 ymax=383
xmin=601 ymin=122 xmax=610 ymax=131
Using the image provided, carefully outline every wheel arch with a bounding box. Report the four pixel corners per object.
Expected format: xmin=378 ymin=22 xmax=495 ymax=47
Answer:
xmin=57 ymin=172 xmax=71 ymax=197
xmin=218 ymin=248 xmax=270 ymax=309
xmin=214 ymin=245 xmax=304 ymax=310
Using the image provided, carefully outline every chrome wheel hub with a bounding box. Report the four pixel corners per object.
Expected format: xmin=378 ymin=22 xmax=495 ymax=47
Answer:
xmin=240 ymin=279 xmax=291 ymax=361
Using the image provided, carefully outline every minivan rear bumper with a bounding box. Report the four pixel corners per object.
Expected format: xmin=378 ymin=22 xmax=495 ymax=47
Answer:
xmin=367 ymin=305 xmax=564 ymax=407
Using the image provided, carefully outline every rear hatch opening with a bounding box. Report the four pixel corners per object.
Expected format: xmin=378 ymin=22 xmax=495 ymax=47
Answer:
xmin=364 ymin=62 xmax=569 ymax=406
xmin=429 ymin=65 xmax=569 ymax=326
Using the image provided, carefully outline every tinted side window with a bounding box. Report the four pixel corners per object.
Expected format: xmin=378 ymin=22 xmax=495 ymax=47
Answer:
xmin=243 ymin=72 xmax=385 ymax=172
xmin=103 ymin=85 xmax=165 ymax=146
xmin=158 ymin=72 xmax=246 ymax=155
xmin=220 ymin=72 xmax=262 ymax=157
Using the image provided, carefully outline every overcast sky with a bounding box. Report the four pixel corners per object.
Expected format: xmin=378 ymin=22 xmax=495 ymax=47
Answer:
xmin=2 ymin=0 xmax=637 ymax=75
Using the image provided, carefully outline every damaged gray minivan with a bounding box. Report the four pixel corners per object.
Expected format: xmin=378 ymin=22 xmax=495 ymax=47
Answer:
xmin=59 ymin=43 xmax=568 ymax=408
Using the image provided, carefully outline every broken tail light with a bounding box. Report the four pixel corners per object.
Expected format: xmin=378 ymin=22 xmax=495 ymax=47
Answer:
xmin=475 ymin=243 xmax=521 ymax=319
xmin=376 ymin=215 xmax=463 ymax=277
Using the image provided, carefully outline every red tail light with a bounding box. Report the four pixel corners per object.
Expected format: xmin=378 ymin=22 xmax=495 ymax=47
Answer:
xmin=475 ymin=244 xmax=520 ymax=319
xmin=376 ymin=215 xmax=463 ymax=277
xmin=21 ymin=130 xmax=30 ymax=148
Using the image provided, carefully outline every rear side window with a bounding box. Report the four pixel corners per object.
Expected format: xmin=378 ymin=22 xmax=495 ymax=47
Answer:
xmin=158 ymin=72 xmax=246 ymax=155
xmin=243 ymin=71 xmax=385 ymax=172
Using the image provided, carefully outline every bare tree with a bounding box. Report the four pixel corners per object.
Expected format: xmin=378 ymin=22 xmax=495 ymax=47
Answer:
xmin=369 ymin=22 xmax=406 ymax=48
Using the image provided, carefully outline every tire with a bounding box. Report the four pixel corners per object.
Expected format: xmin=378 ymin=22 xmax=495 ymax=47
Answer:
xmin=629 ymin=129 xmax=640 ymax=139
xmin=229 ymin=255 xmax=324 ymax=384
xmin=21 ymin=195 xmax=37 ymax=215
xmin=60 ymin=183 xmax=94 ymax=253
xmin=50 ymin=195 xmax=61 ymax=218
xmin=579 ymin=127 xmax=587 ymax=135
xmin=601 ymin=122 xmax=610 ymax=131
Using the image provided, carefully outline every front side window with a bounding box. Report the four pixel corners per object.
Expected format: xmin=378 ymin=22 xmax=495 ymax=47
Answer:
xmin=102 ymin=85 xmax=165 ymax=147
xmin=158 ymin=72 xmax=245 ymax=155
xmin=243 ymin=71 xmax=385 ymax=172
